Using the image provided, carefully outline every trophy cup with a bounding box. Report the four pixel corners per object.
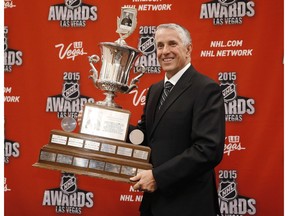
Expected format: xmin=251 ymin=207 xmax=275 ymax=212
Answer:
xmin=88 ymin=7 xmax=145 ymax=108
xmin=33 ymin=7 xmax=152 ymax=183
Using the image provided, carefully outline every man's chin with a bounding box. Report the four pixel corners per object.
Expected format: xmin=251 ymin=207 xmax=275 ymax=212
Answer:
xmin=161 ymin=65 xmax=173 ymax=72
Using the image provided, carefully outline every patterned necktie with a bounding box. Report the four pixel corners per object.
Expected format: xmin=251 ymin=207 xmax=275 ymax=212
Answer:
xmin=158 ymin=81 xmax=174 ymax=110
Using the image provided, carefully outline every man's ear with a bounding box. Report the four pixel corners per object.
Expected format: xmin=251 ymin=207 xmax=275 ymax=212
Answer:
xmin=186 ymin=44 xmax=192 ymax=56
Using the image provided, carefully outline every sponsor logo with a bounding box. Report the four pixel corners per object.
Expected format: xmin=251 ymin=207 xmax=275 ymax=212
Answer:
xmin=224 ymin=135 xmax=246 ymax=156
xmin=48 ymin=0 xmax=98 ymax=27
xmin=200 ymin=0 xmax=255 ymax=25
xmin=55 ymin=41 xmax=88 ymax=61
xmin=129 ymin=88 xmax=148 ymax=107
xmin=4 ymin=87 xmax=21 ymax=103
xmin=119 ymin=185 xmax=143 ymax=202
xmin=134 ymin=26 xmax=161 ymax=74
xmin=218 ymin=72 xmax=255 ymax=122
xmin=4 ymin=0 xmax=16 ymax=9
xmin=218 ymin=170 xmax=257 ymax=215
xmin=4 ymin=138 xmax=20 ymax=163
xmin=4 ymin=26 xmax=23 ymax=72
xmin=4 ymin=177 xmax=12 ymax=192
xmin=123 ymin=1 xmax=173 ymax=11
xmin=200 ymin=40 xmax=253 ymax=58
xmin=46 ymin=72 xmax=95 ymax=119
xmin=42 ymin=173 xmax=94 ymax=214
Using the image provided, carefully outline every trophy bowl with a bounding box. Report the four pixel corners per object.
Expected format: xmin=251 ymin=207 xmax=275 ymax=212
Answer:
xmin=89 ymin=42 xmax=144 ymax=108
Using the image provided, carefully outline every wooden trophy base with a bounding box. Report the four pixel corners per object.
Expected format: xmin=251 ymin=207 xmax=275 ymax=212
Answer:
xmin=33 ymin=130 xmax=152 ymax=183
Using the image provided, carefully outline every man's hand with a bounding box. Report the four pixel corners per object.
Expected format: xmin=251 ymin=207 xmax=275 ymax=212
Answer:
xmin=130 ymin=170 xmax=157 ymax=193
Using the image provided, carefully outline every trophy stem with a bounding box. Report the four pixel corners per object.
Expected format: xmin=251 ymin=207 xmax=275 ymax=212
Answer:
xmin=96 ymin=91 xmax=121 ymax=108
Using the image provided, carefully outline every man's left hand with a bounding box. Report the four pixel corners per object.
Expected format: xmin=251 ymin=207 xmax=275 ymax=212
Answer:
xmin=130 ymin=170 xmax=157 ymax=193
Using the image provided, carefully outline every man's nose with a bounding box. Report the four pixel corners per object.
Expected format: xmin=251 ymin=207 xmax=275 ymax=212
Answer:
xmin=162 ymin=45 xmax=170 ymax=54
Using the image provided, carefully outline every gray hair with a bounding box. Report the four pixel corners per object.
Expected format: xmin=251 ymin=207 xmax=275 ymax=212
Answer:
xmin=155 ymin=23 xmax=192 ymax=46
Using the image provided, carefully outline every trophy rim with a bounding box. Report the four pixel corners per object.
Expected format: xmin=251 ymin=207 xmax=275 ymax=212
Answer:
xmin=99 ymin=42 xmax=141 ymax=54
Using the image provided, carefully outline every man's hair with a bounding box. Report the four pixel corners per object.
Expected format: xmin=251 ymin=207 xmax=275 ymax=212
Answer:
xmin=155 ymin=23 xmax=192 ymax=46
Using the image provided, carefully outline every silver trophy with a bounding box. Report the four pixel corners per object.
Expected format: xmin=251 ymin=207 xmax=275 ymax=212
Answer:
xmin=88 ymin=7 xmax=144 ymax=108
xmin=33 ymin=7 xmax=151 ymax=183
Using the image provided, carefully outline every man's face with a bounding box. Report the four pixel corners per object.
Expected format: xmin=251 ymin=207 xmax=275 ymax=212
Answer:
xmin=155 ymin=28 xmax=191 ymax=78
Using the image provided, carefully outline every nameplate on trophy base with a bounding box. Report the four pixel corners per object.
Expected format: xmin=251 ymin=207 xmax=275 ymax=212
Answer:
xmin=33 ymin=130 xmax=152 ymax=183
xmin=80 ymin=103 xmax=130 ymax=142
xmin=49 ymin=130 xmax=150 ymax=162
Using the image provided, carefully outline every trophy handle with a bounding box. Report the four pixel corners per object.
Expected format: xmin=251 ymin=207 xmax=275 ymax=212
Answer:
xmin=124 ymin=65 xmax=145 ymax=93
xmin=88 ymin=55 xmax=100 ymax=83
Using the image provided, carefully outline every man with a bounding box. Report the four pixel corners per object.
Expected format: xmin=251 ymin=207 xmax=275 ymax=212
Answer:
xmin=129 ymin=23 xmax=225 ymax=216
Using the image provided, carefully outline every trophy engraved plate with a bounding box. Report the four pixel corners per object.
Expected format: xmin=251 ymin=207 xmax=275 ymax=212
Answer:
xmin=40 ymin=151 xmax=56 ymax=162
xmin=121 ymin=166 xmax=137 ymax=176
xmin=89 ymin=160 xmax=105 ymax=170
xmin=68 ymin=137 xmax=84 ymax=148
xmin=33 ymin=7 xmax=152 ymax=183
xmin=133 ymin=149 xmax=149 ymax=160
xmin=100 ymin=143 xmax=117 ymax=154
xmin=117 ymin=146 xmax=133 ymax=157
xmin=56 ymin=154 xmax=73 ymax=165
xmin=73 ymin=157 xmax=89 ymax=168
xmin=80 ymin=103 xmax=130 ymax=141
xmin=48 ymin=130 xmax=150 ymax=162
xmin=34 ymin=129 xmax=152 ymax=183
xmin=51 ymin=134 xmax=67 ymax=145
xmin=105 ymin=163 xmax=121 ymax=174
xmin=84 ymin=140 xmax=100 ymax=151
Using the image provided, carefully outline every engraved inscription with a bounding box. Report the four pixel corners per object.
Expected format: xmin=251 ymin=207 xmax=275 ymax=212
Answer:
xmin=105 ymin=163 xmax=121 ymax=174
xmin=73 ymin=157 xmax=89 ymax=168
xmin=89 ymin=160 xmax=105 ymax=170
xmin=80 ymin=105 xmax=130 ymax=141
xmin=84 ymin=140 xmax=100 ymax=151
xmin=40 ymin=151 xmax=56 ymax=162
xmin=101 ymin=143 xmax=117 ymax=154
xmin=133 ymin=150 xmax=148 ymax=160
xmin=56 ymin=154 xmax=73 ymax=164
xmin=68 ymin=137 xmax=84 ymax=148
xmin=51 ymin=134 xmax=67 ymax=145
xmin=117 ymin=146 xmax=133 ymax=157
xmin=121 ymin=166 xmax=137 ymax=176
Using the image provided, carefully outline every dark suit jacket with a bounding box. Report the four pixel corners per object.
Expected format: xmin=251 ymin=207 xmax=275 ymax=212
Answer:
xmin=137 ymin=65 xmax=225 ymax=216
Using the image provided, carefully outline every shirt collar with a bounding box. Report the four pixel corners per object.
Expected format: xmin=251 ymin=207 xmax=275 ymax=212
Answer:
xmin=164 ymin=63 xmax=191 ymax=86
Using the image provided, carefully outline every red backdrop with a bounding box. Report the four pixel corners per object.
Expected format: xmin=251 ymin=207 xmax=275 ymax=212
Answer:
xmin=4 ymin=0 xmax=283 ymax=215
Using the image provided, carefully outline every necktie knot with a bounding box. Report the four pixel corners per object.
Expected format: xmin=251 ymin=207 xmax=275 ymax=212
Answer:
xmin=164 ymin=81 xmax=173 ymax=91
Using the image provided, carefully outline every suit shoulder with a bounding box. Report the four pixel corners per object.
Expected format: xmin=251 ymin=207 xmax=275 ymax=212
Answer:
xmin=186 ymin=65 xmax=217 ymax=86
xmin=149 ymin=80 xmax=163 ymax=91
xmin=195 ymin=70 xmax=217 ymax=84
xmin=190 ymin=70 xmax=219 ymax=91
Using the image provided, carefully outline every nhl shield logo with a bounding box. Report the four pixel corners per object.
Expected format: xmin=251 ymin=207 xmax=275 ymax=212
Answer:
xmin=218 ymin=0 xmax=236 ymax=6
xmin=62 ymin=82 xmax=80 ymax=101
xmin=65 ymin=0 xmax=81 ymax=9
xmin=220 ymin=82 xmax=236 ymax=103
xmin=218 ymin=180 xmax=237 ymax=201
xmin=139 ymin=36 xmax=155 ymax=55
xmin=60 ymin=173 xmax=77 ymax=195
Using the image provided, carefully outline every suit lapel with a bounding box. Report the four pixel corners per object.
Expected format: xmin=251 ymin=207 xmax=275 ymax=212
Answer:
xmin=149 ymin=66 xmax=195 ymax=140
xmin=146 ymin=81 xmax=163 ymax=128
